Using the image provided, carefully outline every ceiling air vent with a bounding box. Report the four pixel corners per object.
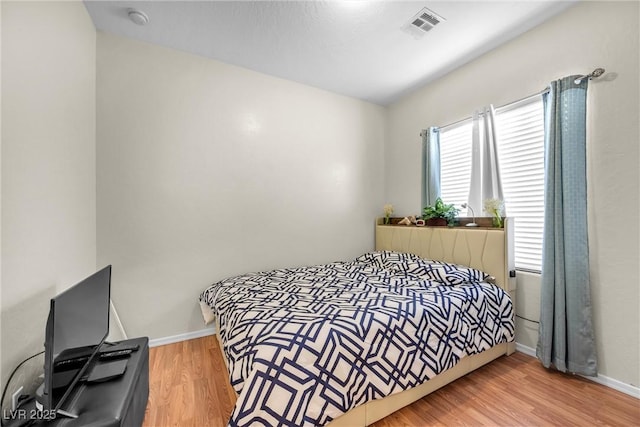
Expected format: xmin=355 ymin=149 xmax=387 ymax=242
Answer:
xmin=404 ymin=7 xmax=445 ymax=36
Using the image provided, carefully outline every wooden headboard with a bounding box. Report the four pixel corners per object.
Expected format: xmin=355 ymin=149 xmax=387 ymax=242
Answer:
xmin=375 ymin=217 xmax=516 ymax=293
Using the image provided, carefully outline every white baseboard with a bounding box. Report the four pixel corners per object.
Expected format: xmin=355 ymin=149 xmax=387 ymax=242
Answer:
xmin=148 ymin=327 xmax=216 ymax=348
xmin=515 ymin=342 xmax=536 ymax=357
xmin=516 ymin=342 xmax=640 ymax=399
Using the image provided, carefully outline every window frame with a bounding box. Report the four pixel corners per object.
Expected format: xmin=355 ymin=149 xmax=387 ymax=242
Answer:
xmin=436 ymin=94 xmax=545 ymax=273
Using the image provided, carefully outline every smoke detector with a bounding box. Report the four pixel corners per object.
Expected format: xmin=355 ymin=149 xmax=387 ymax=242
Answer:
xmin=403 ymin=7 xmax=445 ymax=37
xmin=128 ymin=8 xmax=149 ymax=26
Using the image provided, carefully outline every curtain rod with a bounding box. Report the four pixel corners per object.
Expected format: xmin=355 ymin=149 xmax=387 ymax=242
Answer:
xmin=434 ymin=88 xmax=547 ymax=133
xmin=422 ymin=68 xmax=605 ymax=135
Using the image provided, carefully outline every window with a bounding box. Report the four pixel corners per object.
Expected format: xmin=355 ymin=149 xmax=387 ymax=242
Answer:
xmin=438 ymin=96 xmax=545 ymax=272
xmin=440 ymin=120 xmax=472 ymax=208
xmin=495 ymin=97 xmax=545 ymax=272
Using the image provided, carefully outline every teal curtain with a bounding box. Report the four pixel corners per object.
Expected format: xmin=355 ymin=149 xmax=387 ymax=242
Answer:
xmin=421 ymin=127 xmax=440 ymax=210
xmin=536 ymin=76 xmax=597 ymax=376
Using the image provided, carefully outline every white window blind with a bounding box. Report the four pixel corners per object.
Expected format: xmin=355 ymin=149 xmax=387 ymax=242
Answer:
xmin=495 ymin=96 xmax=545 ymax=272
xmin=437 ymin=96 xmax=545 ymax=272
xmin=439 ymin=121 xmax=473 ymax=208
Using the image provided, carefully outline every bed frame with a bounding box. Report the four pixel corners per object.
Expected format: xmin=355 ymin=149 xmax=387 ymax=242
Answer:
xmin=212 ymin=217 xmax=516 ymax=426
xmin=327 ymin=217 xmax=516 ymax=426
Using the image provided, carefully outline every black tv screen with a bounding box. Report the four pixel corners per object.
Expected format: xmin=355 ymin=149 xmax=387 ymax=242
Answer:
xmin=42 ymin=265 xmax=111 ymax=412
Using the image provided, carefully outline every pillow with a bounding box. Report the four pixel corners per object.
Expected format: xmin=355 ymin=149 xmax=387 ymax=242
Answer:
xmin=354 ymin=252 xmax=490 ymax=285
xmin=428 ymin=261 xmax=490 ymax=285
xmin=354 ymin=251 xmax=422 ymax=269
xmin=391 ymin=259 xmax=490 ymax=285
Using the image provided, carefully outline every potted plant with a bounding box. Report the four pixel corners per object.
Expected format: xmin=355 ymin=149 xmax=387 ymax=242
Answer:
xmin=484 ymin=198 xmax=504 ymax=228
xmin=423 ymin=198 xmax=459 ymax=227
xmin=383 ymin=203 xmax=394 ymax=224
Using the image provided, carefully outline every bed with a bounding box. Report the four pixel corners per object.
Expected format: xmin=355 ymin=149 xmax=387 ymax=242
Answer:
xmin=199 ymin=218 xmax=516 ymax=426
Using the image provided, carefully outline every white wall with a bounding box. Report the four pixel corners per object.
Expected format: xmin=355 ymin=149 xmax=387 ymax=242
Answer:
xmin=2 ymin=0 xmax=636 ymax=400
xmin=96 ymin=33 xmax=386 ymax=340
xmin=386 ymin=1 xmax=639 ymax=388
xmin=1 ymin=1 xmax=96 ymax=391
xmin=0 ymin=1 xmax=4 ymax=386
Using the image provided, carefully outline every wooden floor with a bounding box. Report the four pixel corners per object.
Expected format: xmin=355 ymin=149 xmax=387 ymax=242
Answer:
xmin=143 ymin=335 xmax=640 ymax=426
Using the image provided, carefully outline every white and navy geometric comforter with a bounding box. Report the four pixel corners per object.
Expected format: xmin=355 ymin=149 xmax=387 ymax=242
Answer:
xmin=199 ymin=251 xmax=514 ymax=427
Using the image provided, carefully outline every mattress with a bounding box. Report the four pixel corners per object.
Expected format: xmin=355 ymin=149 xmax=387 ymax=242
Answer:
xmin=199 ymin=251 xmax=515 ymax=426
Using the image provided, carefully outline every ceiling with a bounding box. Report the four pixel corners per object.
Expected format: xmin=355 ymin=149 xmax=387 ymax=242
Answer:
xmin=84 ymin=1 xmax=577 ymax=106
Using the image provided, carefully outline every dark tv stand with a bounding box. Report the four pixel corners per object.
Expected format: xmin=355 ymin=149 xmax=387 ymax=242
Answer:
xmin=4 ymin=337 xmax=149 ymax=427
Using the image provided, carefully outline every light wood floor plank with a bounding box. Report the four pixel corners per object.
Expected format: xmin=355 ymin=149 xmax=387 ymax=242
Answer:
xmin=142 ymin=336 xmax=640 ymax=426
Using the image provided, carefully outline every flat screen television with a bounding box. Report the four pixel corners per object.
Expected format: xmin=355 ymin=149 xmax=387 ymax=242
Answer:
xmin=37 ymin=265 xmax=112 ymax=416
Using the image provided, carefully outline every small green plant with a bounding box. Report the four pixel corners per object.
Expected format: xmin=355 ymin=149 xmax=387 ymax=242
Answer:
xmin=423 ymin=198 xmax=459 ymax=226
xmin=484 ymin=198 xmax=504 ymax=228
xmin=383 ymin=203 xmax=394 ymax=224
